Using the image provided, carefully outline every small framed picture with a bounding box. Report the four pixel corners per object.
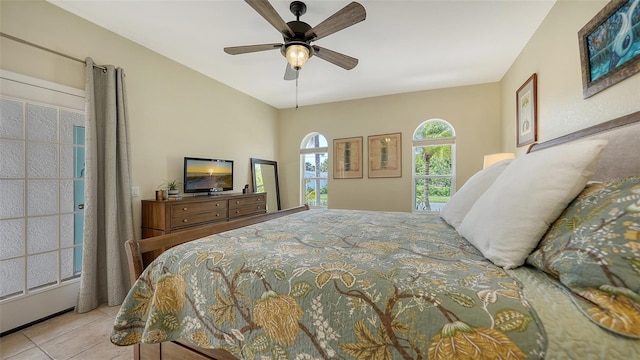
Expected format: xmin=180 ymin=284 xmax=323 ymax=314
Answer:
xmin=516 ymin=73 xmax=537 ymax=147
xmin=333 ymin=136 xmax=363 ymax=179
xmin=368 ymin=133 xmax=402 ymax=178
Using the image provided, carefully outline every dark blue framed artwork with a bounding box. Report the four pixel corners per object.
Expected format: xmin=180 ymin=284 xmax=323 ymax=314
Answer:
xmin=578 ymin=0 xmax=640 ymax=98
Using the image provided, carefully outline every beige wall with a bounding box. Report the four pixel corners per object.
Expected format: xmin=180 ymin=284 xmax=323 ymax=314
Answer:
xmin=1 ymin=0 xmax=279 ymax=239
xmin=277 ymin=83 xmax=501 ymax=211
xmin=6 ymin=0 xmax=637 ymax=223
xmin=501 ymin=0 xmax=640 ymax=155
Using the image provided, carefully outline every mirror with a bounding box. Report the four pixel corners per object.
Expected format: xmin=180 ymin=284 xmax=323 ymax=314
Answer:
xmin=251 ymin=158 xmax=281 ymax=212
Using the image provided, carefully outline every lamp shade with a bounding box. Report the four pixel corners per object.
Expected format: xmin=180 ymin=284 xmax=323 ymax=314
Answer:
xmin=286 ymin=44 xmax=310 ymax=70
xmin=483 ymin=153 xmax=515 ymax=169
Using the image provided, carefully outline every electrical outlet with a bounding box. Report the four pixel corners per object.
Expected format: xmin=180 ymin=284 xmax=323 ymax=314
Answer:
xmin=131 ymin=186 xmax=140 ymax=197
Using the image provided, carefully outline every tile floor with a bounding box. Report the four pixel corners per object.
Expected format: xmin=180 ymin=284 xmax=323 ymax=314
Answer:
xmin=0 ymin=304 xmax=132 ymax=360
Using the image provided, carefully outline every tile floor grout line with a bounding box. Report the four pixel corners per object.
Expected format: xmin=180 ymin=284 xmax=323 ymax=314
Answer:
xmin=1 ymin=305 xmax=126 ymax=360
xmin=35 ymin=342 xmax=55 ymax=360
xmin=1 ymin=336 xmax=53 ymax=360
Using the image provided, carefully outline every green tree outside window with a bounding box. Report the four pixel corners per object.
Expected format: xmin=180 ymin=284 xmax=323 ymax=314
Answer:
xmin=413 ymin=120 xmax=455 ymax=211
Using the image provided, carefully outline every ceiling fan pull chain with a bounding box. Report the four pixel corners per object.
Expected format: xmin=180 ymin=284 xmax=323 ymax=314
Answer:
xmin=295 ymin=70 xmax=299 ymax=110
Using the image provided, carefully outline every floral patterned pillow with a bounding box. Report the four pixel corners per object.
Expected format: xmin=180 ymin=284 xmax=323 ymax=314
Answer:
xmin=526 ymin=176 xmax=640 ymax=338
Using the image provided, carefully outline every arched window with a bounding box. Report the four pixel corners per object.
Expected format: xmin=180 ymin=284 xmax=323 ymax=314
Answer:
xmin=300 ymin=133 xmax=328 ymax=208
xmin=412 ymin=120 xmax=456 ymax=211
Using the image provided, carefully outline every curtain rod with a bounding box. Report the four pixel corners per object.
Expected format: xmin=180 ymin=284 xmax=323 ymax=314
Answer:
xmin=1 ymin=32 xmax=107 ymax=71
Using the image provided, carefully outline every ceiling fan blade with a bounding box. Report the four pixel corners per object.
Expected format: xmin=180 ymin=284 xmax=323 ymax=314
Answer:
xmin=284 ymin=64 xmax=299 ymax=81
xmin=304 ymin=2 xmax=366 ymax=41
xmin=245 ymin=0 xmax=294 ymax=38
xmin=224 ymin=43 xmax=282 ymax=55
xmin=312 ymin=46 xmax=358 ymax=70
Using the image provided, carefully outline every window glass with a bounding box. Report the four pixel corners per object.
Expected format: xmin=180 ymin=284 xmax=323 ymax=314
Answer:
xmin=303 ymin=134 xmax=328 ymax=148
xmin=301 ymin=133 xmax=328 ymax=208
xmin=412 ymin=120 xmax=456 ymax=212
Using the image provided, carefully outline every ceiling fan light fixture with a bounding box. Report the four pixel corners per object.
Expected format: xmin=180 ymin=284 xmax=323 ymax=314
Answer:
xmin=286 ymin=44 xmax=309 ymax=70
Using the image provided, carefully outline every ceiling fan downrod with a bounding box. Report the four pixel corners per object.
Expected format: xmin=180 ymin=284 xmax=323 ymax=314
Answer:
xmin=289 ymin=1 xmax=306 ymax=21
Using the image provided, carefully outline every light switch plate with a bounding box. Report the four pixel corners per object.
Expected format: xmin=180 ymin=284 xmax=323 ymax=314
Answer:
xmin=131 ymin=186 xmax=140 ymax=197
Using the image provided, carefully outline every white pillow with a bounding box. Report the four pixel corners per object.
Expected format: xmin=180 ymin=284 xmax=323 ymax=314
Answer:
xmin=440 ymin=159 xmax=512 ymax=229
xmin=458 ymin=139 xmax=608 ymax=269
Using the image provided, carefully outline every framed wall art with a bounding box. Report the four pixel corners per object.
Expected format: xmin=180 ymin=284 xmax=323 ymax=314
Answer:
xmin=333 ymin=136 xmax=363 ymax=179
xmin=516 ymin=73 xmax=538 ymax=147
xmin=578 ymin=0 xmax=640 ymax=98
xmin=368 ymin=132 xmax=402 ymax=178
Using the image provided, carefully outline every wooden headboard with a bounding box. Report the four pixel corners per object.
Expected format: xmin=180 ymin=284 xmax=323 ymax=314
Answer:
xmin=529 ymin=110 xmax=640 ymax=181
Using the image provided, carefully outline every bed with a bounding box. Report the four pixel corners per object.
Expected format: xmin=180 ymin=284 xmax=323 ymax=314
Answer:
xmin=112 ymin=111 xmax=640 ymax=360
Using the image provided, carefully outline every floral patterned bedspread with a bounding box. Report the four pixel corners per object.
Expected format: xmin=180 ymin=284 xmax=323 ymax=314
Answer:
xmin=112 ymin=209 xmax=546 ymax=359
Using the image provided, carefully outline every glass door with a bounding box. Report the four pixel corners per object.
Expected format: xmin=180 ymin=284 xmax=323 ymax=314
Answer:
xmin=73 ymin=126 xmax=85 ymax=276
xmin=0 ymin=71 xmax=85 ymax=333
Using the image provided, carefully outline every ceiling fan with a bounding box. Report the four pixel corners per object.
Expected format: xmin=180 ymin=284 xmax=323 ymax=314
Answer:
xmin=224 ymin=0 xmax=366 ymax=80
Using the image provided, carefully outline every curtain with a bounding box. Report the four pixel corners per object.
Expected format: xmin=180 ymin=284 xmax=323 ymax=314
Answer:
xmin=77 ymin=58 xmax=135 ymax=313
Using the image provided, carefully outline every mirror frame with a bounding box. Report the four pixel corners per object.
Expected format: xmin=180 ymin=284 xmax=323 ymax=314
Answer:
xmin=250 ymin=158 xmax=281 ymax=211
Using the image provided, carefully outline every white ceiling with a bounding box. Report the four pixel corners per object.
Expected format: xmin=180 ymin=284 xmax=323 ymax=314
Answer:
xmin=48 ymin=0 xmax=556 ymax=109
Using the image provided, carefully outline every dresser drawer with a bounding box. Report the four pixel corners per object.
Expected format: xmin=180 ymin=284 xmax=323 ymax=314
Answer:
xmin=171 ymin=200 xmax=226 ymax=214
xmin=170 ymin=201 xmax=227 ymax=228
xmin=171 ymin=210 xmax=226 ymax=228
xmin=229 ymin=204 xmax=266 ymax=218
xmin=229 ymin=195 xmax=265 ymax=208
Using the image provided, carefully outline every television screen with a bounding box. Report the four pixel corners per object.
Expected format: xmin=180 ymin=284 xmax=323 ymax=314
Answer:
xmin=184 ymin=157 xmax=234 ymax=194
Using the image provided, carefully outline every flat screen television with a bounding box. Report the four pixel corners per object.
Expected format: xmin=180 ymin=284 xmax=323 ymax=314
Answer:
xmin=183 ymin=157 xmax=234 ymax=195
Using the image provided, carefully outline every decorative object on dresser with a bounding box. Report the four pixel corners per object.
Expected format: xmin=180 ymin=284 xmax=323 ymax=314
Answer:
xmin=155 ymin=189 xmax=166 ymax=201
xmin=141 ymin=192 xmax=267 ymax=239
xmin=516 ymin=73 xmax=537 ymax=147
xmin=161 ymin=179 xmax=182 ymax=200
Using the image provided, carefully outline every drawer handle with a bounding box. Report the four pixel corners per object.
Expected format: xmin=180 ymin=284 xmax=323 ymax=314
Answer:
xmin=235 ymin=201 xmax=240 ymax=204
xmin=183 ymin=219 xmax=188 ymax=223
xmin=216 ymin=213 xmax=220 ymax=217
xmin=235 ymin=210 xmax=240 ymax=214
xmin=183 ymin=207 xmax=188 ymax=211
xmin=215 ymin=203 xmax=220 ymax=207
xmin=257 ymin=206 xmax=262 ymax=209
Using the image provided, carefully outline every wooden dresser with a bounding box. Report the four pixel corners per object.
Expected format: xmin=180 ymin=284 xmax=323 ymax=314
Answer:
xmin=141 ymin=192 xmax=267 ymax=238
